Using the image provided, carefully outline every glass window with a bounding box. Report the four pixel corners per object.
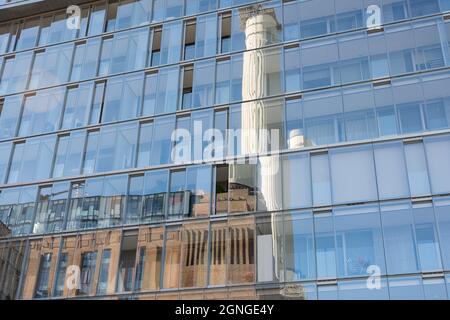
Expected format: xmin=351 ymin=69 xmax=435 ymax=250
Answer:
xmin=195 ymin=14 xmax=217 ymax=58
xmin=142 ymin=73 xmax=157 ymax=116
xmin=311 ymin=152 xmax=331 ymax=207
xmin=228 ymin=162 xmax=257 ymax=213
xmin=88 ymin=3 xmax=106 ymax=36
xmin=28 ymin=44 xmax=73 ymax=90
xmin=114 ymin=0 xmax=152 ymax=30
xmin=137 ymin=122 xmax=153 ymax=168
xmin=125 ymin=175 xmax=144 ymax=225
xmin=100 ymin=175 xmax=127 ymax=228
xmin=134 ymin=226 xmax=164 ymax=291
xmin=283 ymin=211 xmax=315 ymax=281
xmin=160 ymin=21 xmax=182 ymax=65
xmin=329 ymin=145 xmax=378 ymax=204
xmin=96 ymin=249 xmax=111 ymax=295
xmin=34 ymin=253 xmax=52 ymax=299
xmin=95 ymin=122 xmax=138 ymax=173
xmin=256 ymin=214 xmax=282 ymax=283
xmin=186 ymin=166 xmax=212 ymax=218
xmin=78 ymin=252 xmax=98 ymax=296
xmin=404 ymin=142 xmax=431 ymax=196
xmin=283 ymin=1 xmax=300 ymax=41
xmin=0 ymin=52 xmax=34 ymax=95
xmin=102 ymin=73 xmax=144 ymax=123
xmin=163 ymin=226 xmax=182 ymax=289
xmin=186 ymin=0 xmax=217 ymax=15
xmin=89 ymin=82 xmax=106 ymax=125
xmin=53 ymin=253 xmax=68 ymax=297
xmin=168 ymin=170 xmax=186 ymax=219
xmin=150 ymin=116 xmax=175 ymax=166
xmin=374 ymin=85 xmax=397 ymax=137
xmin=70 ymin=39 xmax=101 ymax=82
xmin=33 ymin=182 xmax=69 ymax=234
xmin=0 ymin=23 xmax=12 ymax=55
xmin=227 ymin=217 xmax=256 ymax=285
xmin=334 ymin=204 xmax=386 ymax=278
xmin=230 ymin=54 xmax=243 ymax=102
xmin=100 ymin=29 xmax=149 ymax=76
xmin=155 ymin=67 xmax=180 ymax=114
xmin=0 ymin=142 xmax=11 ymax=184
xmin=299 ymin=0 xmax=335 ymax=39
xmin=314 ymin=212 xmax=337 ymax=279
xmin=6 ymin=186 xmax=37 ymax=236
xmin=434 ymin=197 xmax=450 ymax=270
xmin=82 ymin=131 xmax=99 ymax=174
xmin=303 ymin=89 xmax=344 ymax=146
xmin=423 ymin=278 xmax=447 ymax=300
xmin=282 ymin=153 xmax=312 ymax=209
xmin=373 ymin=142 xmax=409 ymax=199
xmin=381 ymin=202 xmax=419 ymax=274
xmin=0 ymin=95 xmax=22 ymax=140
xmin=388 ymin=276 xmax=424 ymax=300
xmin=191 ymin=110 xmax=213 ymax=162
xmin=142 ymin=170 xmax=168 ymax=222
xmin=62 ymin=84 xmax=93 ymax=130
xmin=412 ymin=203 xmax=443 ymax=271
xmin=338 ymin=278 xmax=389 ymax=300
xmin=337 ymin=33 xmax=370 ymax=85
xmin=19 ymin=88 xmax=65 ymax=137
xmin=15 ymin=17 xmax=40 ymax=50
xmin=342 ymin=85 xmax=377 ymax=141
xmin=180 ymin=222 xmax=209 ymax=288
xmin=284 ymin=47 xmax=301 ymax=93
xmin=422 ymin=72 xmax=450 ymax=131
xmin=285 ymin=98 xmax=303 ymax=150
xmin=193 ymin=60 xmax=215 ymax=109
xmin=53 ymin=132 xmax=85 ymax=178
xmin=424 ymin=135 xmax=450 ymax=194
xmin=41 ymin=11 xmax=78 ymax=45
xmin=215 ymin=59 xmax=231 ymax=105
xmin=301 ymin=39 xmax=339 ymax=89
xmin=7 ymin=136 xmax=56 ymax=184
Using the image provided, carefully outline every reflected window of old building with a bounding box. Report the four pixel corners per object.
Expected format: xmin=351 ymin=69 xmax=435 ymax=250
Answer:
xmin=228 ymin=218 xmax=255 ymax=285
xmin=53 ymin=253 xmax=68 ymax=297
xmin=180 ymin=222 xmax=209 ymax=288
xmin=168 ymin=170 xmax=187 ymax=219
xmin=135 ymin=227 xmax=163 ymax=292
xmin=34 ymin=253 xmax=52 ymax=299
xmin=142 ymin=170 xmax=168 ymax=222
xmin=96 ymin=249 xmax=111 ymax=295
xmin=163 ymin=226 xmax=181 ymax=289
xmin=117 ymin=232 xmax=138 ymax=293
xmin=0 ymin=240 xmax=27 ymax=300
xmin=78 ymin=251 xmax=98 ymax=296
xmin=33 ymin=183 xmax=69 ymax=234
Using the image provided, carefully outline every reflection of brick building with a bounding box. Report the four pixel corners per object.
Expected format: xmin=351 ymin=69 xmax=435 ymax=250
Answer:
xmin=0 ymin=239 xmax=26 ymax=300
xmin=0 ymin=222 xmax=10 ymax=237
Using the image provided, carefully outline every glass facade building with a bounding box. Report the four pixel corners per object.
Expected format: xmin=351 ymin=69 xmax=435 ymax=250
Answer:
xmin=0 ymin=0 xmax=450 ymax=300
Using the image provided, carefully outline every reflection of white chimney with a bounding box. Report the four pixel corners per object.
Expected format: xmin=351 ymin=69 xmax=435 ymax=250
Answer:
xmin=235 ymin=5 xmax=283 ymax=282
xmin=288 ymin=129 xmax=304 ymax=149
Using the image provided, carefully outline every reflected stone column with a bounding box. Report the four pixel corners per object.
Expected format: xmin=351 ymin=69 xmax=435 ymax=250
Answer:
xmin=233 ymin=5 xmax=283 ymax=282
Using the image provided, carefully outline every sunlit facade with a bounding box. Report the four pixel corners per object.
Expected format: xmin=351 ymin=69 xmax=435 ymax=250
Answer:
xmin=1 ymin=0 xmax=450 ymax=300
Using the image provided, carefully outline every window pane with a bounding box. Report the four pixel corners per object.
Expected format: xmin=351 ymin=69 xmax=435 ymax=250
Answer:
xmin=373 ymin=142 xmax=409 ymax=199
xmin=314 ymin=213 xmax=337 ymax=279
xmin=434 ymin=197 xmax=450 ymax=270
xmin=311 ymin=153 xmax=331 ymax=207
xmin=61 ymin=84 xmax=92 ymax=130
xmin=193 ymin=60 xmax=215 ymax=109
xmin=330 ymin=145 xmax=378 ymax=204
xmin=137 ymin=122 xmax=153 ymax=168
xmin=334 ymin=205 xmax=386 ymax=278
xmin=284 ymin=211 xmax=315 ymax=281
xmin=0 ymin=95 xmax=22 ymax=140
xmin=160 ymin=21 xmax=182 ymax=65
xmin=186 ymin=166 xmax=211 ymax=218
xmin=424 ymin=135 xmax=450 ymax=194
xmin=404 ymin=142 xmax=431 ymax=196
xmin=282 ymin=153 xmax=312 ymax=209
xmin=195 ymin=14 xmax=217 ymax=58
xmin=381 ymin=202 xmax=419 ymax=274
xmin=151 ymin=116 xmax=175 ymax=166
